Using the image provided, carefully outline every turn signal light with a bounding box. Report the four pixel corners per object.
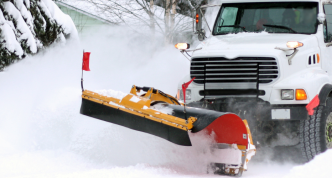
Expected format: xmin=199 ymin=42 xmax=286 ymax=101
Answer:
xmin=317 ymin=53 xmax=320 ymax=63
xmin=196 ymin=14 xmax=199 ymax=23
xmin=175 ymin=43 xmax=190 ymax=50
xmin=287 ymin=41 xmax=303 ymax=48
xmin=296 ymin=89 xmax=307 ymax=100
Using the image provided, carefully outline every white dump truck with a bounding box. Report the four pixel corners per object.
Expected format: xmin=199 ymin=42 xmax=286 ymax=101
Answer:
xmin=176 ymin=0 xmax=332 ymax=162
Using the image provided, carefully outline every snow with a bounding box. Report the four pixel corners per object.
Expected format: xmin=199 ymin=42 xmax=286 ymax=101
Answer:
xmin=24 ymin=0 xmax=30 ymax=9
xmin=210 ymin=146 xmax=242 ymax=164
xmin=284 ymin=150 xmax=332 ymax=178
xmin=39 ymin=0 xmax=78 ymax=40
xmin=150 ymin=103 xmax=174 ymax=115
xmin=13 ymin=0 xmax=34 ymax=31
xmin=95 ymin=89 xmax=127 ymax=100
xmin=0 ymin=10 xmax=24 ymax=56
xmin=4 ymin=2 xmax=37 ymax=53
xmin=108 ymin=101 xmax=126 ymax=109
xmin=129 ymin=95 xmax=141 ymax=103
xmin=1 ymin=25 xmax=332 ymax=178
xmin=0 ymin=0 xmax=77 ymax=58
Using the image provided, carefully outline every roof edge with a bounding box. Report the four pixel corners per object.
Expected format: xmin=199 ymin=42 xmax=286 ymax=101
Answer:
xmin=56 ymin=1 xmax=116 ymax=25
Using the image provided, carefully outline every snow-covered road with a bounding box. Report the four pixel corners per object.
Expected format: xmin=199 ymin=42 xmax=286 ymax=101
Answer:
xmin=0 ymin=27 xmax=331 ymax=178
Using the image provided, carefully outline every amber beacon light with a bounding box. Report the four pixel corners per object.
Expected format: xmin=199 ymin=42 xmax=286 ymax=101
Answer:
xmin=287 ymin=41 xmax=303 ymax=48
xmin=175 ymin=43 xmax=190 ymax=50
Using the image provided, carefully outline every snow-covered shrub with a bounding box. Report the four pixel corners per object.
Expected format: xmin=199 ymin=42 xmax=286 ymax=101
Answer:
xmin=0 ymin=0 xmax=77 ymax=71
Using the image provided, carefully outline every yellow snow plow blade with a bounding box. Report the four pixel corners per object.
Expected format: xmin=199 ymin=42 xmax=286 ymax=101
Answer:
xmin=80 ymin=85 xmax=256 ymax=176
xmin=82 ymin=88 xmax=197 ymax=131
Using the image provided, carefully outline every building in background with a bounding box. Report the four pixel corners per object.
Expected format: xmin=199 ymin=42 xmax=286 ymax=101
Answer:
xmin=55 ymin=1 xmax=113 ymax=37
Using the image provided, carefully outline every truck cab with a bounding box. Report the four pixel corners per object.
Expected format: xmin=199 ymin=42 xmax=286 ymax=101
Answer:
xmin=177 ymin=0 xmax=332 ymax=161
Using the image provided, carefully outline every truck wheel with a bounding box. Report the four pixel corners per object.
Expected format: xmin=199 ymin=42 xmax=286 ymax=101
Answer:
xmin=300 ymin=97 xmax=332 ymax=162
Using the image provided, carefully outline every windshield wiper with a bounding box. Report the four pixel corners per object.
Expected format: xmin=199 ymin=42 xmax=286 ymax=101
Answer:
xmin=263 ymin=24 xmax=297 ymax=33
xmin=218 ymin=25 xmax=247 ymax=32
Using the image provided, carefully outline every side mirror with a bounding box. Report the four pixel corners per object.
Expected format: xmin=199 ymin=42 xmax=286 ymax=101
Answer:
xmin=198 ymin=29 xmax=206 ymax=41
xmin=317 ymin=13 xmax=326 ymax=24
xmin=195 ymin=8 xmax=206 ymax=41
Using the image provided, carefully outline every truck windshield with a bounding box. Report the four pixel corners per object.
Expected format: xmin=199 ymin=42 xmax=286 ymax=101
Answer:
xmin=213 ymin=2 xmax=318 ymax=35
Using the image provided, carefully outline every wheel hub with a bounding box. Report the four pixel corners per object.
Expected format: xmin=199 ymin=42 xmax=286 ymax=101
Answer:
xmin=326 ymin=113 xmax=332 ymax=149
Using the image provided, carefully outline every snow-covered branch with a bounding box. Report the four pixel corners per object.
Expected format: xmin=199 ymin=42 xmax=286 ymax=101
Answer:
xmin=0 ymin=0 xmax=77 ymax=71
xmin=79 ymin=0 xmax=194 ymax=42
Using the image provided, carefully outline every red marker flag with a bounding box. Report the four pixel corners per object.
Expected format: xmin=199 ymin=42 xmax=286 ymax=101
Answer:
xmin=82 ymin=52 xmax=91 ymax=71
xmin=182 ymin=77 xmax=196 ymax=103
xmin=306 ymin=94 xmax=320 ymax=115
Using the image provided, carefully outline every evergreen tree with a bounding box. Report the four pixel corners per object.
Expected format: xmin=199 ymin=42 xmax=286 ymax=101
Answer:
xmin=0 ymin=0 xmax=73 ymax=71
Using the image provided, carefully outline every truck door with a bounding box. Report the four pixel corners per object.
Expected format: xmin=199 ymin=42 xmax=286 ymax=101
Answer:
xmin=320 ymin=4 xmax=332 ymax=77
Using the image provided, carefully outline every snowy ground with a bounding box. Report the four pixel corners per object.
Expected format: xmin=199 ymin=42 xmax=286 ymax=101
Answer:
xmin=1 ymin=26 xmax=332 ymax=178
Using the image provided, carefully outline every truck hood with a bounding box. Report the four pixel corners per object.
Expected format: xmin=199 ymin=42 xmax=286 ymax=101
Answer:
xmin=195 ymin=32 xmax=318 ymax=56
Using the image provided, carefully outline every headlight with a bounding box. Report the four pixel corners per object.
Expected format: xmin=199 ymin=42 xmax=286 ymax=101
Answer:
xmin=179 ymin=89 xmax=191 ymax=100
xmin=281 ymin=89 xmax=294 ymax=100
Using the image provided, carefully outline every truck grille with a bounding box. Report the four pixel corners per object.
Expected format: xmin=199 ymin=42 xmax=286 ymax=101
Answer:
xmin=191 ymin=57 xmax=278 ymax=90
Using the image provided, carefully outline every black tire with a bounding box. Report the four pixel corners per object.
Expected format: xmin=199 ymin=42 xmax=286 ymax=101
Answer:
xmin=300 ymin=97 xmax=332 ymax=162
